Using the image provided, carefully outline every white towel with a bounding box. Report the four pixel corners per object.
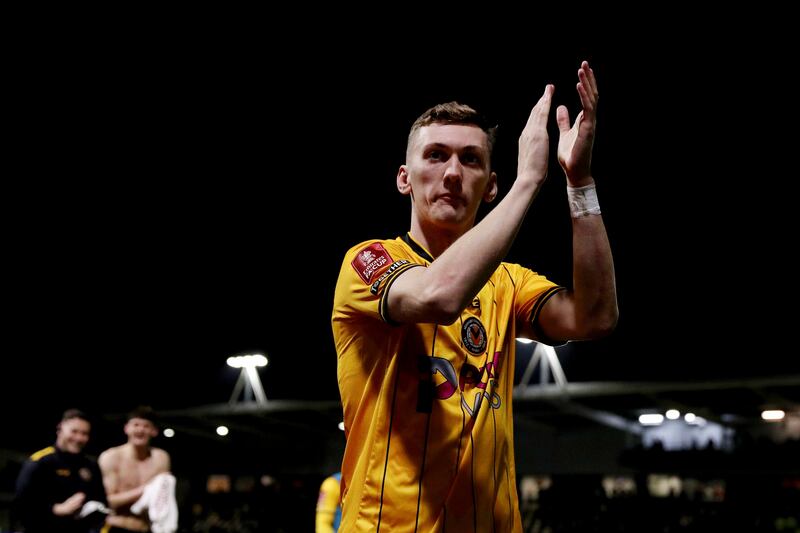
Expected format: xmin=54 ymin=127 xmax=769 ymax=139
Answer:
xmin=78 ymin=500 xmax=110 ymax=518
xmin=130 ymin=472 xmax=178 ymax=533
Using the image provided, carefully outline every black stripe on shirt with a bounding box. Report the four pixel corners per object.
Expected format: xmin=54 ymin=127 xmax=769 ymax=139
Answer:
xmin=414 ymin=410 xmax=432 ymax=533
xmin=491 ymin=402 xmax=497 ymax=533
xmin=402 ymin=233 xmax=434 ymax=263
xmin=378 ymin=263 xmax=424 ymax=325
xmin=470 ymin=430 xmax=477 ymax=533
xmin=529 ymin=286 xmax=567 ymax=346
xmin=414 ymin=324 xmax=439 ymax=530
xmin=377 ymin=365 xmax=402 ymax=532
xmin=501 ymin=264 xmax=516 ymax=288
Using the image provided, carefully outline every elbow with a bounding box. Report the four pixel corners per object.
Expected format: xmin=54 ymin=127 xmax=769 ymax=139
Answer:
xmin=585 ymin=306 xmax=619 ymax=339
xmin=419 ymin=286 xmax=466 ymax=325
xmin=427 ymin=301 xmax=464 ymax=325
xmin=434 ymin=309 xmax=463 ymax=325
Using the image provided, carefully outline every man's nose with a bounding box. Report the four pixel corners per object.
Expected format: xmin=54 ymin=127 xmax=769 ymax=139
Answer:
xmin=443 ymin=155 xmax=463 ymax=184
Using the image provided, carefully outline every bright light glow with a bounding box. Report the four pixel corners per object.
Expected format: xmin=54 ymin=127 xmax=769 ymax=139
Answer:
xmin=665 ymin=409 xmax=680 ymax=420
xmin=684 ymin=413 xmax=696 ymax=423
xmin=227 ymin=354 xmax=268 ymax=368
xmin=686 ymin=415 xmax=706 ymax=426
xmin=639 ymin=414 xmax=664 ymax=425
xmin=216 ymin=426 xmax=229 ymax=436
xmin=515 ymin=338 xmax=534 ymax=344
xmin=338 ymin=421 xmax=345 ymax=431
xmin=762 ymin=409 xmax=785 ymax=421
xmin=163 ymin=428 xmax=175 ymax=438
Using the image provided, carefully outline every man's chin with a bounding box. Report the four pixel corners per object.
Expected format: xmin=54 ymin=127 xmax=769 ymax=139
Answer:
xmin=431 ymin=213 xmax=468 ymax=230
xmin=429 ymin=206 xmax=462 ymax=220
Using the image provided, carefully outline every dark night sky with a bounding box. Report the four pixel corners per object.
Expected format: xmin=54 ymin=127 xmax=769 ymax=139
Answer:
xmin=3 ymin=31 xmax=797 ymax=439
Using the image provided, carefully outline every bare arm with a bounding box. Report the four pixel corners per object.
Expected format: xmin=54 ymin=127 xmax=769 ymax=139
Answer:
xmin=538 ymin=61 xmax=618 ymax=341
xmin=98 ymin=450 xmax=119 ymax=499
xmin=161 ymin=450 xmax=171 ymax=473
xmin=388 ymin=86 xmax=555 ymax=324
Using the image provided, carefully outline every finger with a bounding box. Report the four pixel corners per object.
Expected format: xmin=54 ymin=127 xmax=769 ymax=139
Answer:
xmin=524 ymin=84 xmax=554 ymax=130
xmin=556 ymin=105 xmax=571 ymax=133
xmin=580 ymin=60 xmax=599 ymax=100
xmin=577 ymin=68 xmax=598 ymax=108
xmin=576 ymin=82 xmax=595 ymax=119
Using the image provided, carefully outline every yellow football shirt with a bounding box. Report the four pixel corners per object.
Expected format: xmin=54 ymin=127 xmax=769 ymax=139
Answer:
xmin=332 ymin=234 xmax=562 ymax=532
xmin=316 ymin=472 xmax=342 ymax=532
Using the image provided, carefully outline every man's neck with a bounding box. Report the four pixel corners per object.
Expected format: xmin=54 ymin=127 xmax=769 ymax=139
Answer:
xmin=408 ymin=222 xmax=467 ymax=259
xmin=125 ymin=442 xmax=151 ymax=460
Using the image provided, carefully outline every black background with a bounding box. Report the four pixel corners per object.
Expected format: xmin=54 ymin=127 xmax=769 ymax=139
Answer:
xmin=3 ymin=25 xmax=797 ymax=451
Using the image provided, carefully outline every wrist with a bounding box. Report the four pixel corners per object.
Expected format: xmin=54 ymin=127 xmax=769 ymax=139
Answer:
xmin=566 ymin=175 xmax=594 ymax=188
xmin=567 ymin=183 xmax=601 ymax=218
xmin=511 ymin=174 xmax=544 ymax=197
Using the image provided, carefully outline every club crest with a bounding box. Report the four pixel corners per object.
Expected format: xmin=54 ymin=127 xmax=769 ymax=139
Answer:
xmin=462 ymin=317 xmax=487 ymax=355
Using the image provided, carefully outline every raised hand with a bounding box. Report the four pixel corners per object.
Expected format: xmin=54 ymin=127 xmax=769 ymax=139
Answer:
xmin=517 ymin=84 xmax=554 ymax=187
xmin=556 ymin=61 xmax=599 ymax=186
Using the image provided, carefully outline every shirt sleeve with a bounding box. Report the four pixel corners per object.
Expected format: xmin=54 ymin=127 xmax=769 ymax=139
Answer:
xmin=14 ymin=460 xmax=50 ymax=529
xmin=507 ymin=263 xmax=566 ymax=346
xmin=88 ymin=461 xmax=108 ymax=505
xmin=333 ymin=239 xmax=423 ymax=325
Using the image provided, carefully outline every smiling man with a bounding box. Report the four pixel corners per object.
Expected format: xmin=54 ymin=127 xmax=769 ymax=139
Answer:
xmin=98 ymin=406 xmax=171 ymax=533
xmin=332 ymin=62 xmax=618 ymax=532
xmin=14 ymin=409 xmax=108 ymax=533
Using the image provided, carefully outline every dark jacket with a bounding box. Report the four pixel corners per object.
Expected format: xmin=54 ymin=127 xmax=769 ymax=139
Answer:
xmin=14 ymin=446 xmax=107 ymax=533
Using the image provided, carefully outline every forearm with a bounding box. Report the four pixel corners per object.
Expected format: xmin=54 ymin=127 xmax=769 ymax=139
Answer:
xmin=108 ymin=486 xmax=144 ymax=509
xmin=570 ymin=212 xmax=618 ymax=337
xmin=421 ymin=179 xmax=542 ymax=319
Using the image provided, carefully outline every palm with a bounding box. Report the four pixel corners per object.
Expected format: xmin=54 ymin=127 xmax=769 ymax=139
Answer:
xmin=557 ymin=110 xmax=594 ymax=178
xmin=556 ymin=62 xmax=599 ymax=185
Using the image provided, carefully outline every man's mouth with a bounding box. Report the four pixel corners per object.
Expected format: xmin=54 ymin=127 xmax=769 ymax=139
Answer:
xmin=436 ymin=194 xmax=463 ymax=205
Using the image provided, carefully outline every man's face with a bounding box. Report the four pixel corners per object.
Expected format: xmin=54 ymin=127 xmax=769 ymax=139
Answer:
xmin=124 ymin=417 xmax=158 ymax=445
xmin=56 ymin=418 xmax=90 ymax=453
xmin=402 ymin=123 xmax=496 ymax=232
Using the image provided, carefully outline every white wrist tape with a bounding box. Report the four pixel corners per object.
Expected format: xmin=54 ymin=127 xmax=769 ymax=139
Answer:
xmin=567 ymin=183 xmax=601 ymax=218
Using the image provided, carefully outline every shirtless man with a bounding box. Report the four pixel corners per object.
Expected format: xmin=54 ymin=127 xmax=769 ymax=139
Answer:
xmin=98 ymin=406 xmax=171 ymax=533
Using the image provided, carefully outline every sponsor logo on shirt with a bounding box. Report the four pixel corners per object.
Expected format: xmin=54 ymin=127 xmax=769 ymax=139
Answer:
xmin=351 ymin=243 xmax=394 ymax=284
xmin=417 ymin=351 xmax=502 ymax=417
xmin=79 ymin=467 xmax=92 ymax=481
xmin=370 ymin=260 xmax=411 ymax=295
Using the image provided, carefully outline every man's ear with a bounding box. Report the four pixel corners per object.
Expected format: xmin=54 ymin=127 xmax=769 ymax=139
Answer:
xmin=483 ymin=172 xmax=498 ymax=202
xmin=397 ymin=165 xmax=412 ymax=195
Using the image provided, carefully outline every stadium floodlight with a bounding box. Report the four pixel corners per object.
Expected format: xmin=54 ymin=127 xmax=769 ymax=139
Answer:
xmin=761 ymin=409 xmax=785 ymax=421
xmin=228 ymin=353 xmax=269 ymax=405
xmin=639 ymin=414 xmax=664 ymax=426
xmin=227 ymin=354 xmax=268 ymax=368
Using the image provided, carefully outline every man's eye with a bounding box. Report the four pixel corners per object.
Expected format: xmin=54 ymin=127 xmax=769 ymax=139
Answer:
xmin=463 ymin=154 xmax=479 ymax=164
xmin=429 ymin=150 xmax=444 ymax=161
